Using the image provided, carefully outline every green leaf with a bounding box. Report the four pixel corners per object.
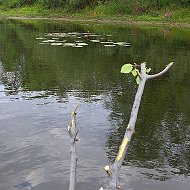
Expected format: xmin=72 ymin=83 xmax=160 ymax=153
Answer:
xmin=136 ymin=76 xmax=141 ymax=84
xmin=131 ymin=69 xmax=137 ymax=77
xmin=121 ymin=64 xmax=133 ymax=73
xmin=146 ymin=68 xmax=151 ymax=73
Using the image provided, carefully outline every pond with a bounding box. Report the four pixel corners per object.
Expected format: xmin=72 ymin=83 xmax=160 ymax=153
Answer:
xmin=0 ymin=19 xmax=189 ymax=190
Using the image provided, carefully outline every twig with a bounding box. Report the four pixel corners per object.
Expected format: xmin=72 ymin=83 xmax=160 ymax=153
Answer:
xmin=147 ymin=62 xmax=173 ymax=79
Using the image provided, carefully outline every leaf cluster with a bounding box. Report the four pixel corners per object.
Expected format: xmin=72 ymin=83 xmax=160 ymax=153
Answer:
xmin=120 ymin=63 xmax=151 ymax=84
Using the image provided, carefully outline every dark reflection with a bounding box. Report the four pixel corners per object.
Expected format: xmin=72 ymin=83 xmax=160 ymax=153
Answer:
xmin=0 ymin=19 xmax=190 ymax=189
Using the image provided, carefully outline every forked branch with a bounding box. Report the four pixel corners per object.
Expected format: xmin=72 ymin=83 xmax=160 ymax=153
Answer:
xmin=104 ymin=62 xmax=173 ymax=190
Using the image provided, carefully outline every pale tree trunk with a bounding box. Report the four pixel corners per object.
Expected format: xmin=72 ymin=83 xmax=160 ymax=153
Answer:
xmin=68 ymin=105 xmax=79 ymax=190
xmin=104 ymin=62 xmax=173 ymax=190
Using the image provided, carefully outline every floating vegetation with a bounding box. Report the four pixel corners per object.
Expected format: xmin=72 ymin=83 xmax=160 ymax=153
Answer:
xmin=100 ymin=41 xmax=114 ymax=44
xmin=36 ymin=37 xmax=45 ymax=40
xmin=89 ymin=34 xmax=100 ymax=37
xmin=54 ymin=40 xmax=66 ymax=43
xmin=42 ymin=40 xmax=56 ymax=43
xmin=68 ymin=32 xmax=79 ymax=36
xmin=120 ymin=44 xmax=131 ymax=47
xmin=64 ymin=43 xmax=76 ymax=47
xmin=36 ymin=32 xmax=132 ymax=49
xmin=45 ymin=33 xmax=69 ymax=38
xmin=76 ymin=43 xmax=88 ymax=46
xmin=90 ymin=40 xmax=100 ymax=43
xmin=51 ymin=43 xmax=63 ymax=46
xmin=114 ymin=42 xmax=131 ymax=46
xmin=60 ymin=40 xmax=67 ymax=43
xmin=104 ymin=44 xmax=116 ymax=47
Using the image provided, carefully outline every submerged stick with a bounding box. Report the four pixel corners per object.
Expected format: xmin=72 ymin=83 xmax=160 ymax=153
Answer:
xmin=68 ymin=105 xmax=79 ymax=190
xmin=105 ymin=62 xmax=173 ymax=190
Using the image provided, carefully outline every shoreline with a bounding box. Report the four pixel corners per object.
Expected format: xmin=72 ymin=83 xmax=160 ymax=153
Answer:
xmin=2 ymin=15 xmax=190 ymax=28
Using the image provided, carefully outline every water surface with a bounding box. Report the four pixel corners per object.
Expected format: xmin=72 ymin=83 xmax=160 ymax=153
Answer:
xmin=0 ymin=19 xmax=190 ymax=190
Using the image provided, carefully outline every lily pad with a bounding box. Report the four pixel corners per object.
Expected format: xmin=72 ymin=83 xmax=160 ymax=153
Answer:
xmin=89 ymin=34 xmax=100 ymax=37
xmin=120 ymin=44 xmax=131 ymax=47
xmin=100 ymin=41 xmax=114 ymax=44
xmin=68 ymin=32 xmax=78 ymax=36
xmin=42 ymin=40 xmax=56 ymax=43
xmin=76 ymin=43 xmax=88 ymax=46
xmin=51 ymin=43 xmax=63 ymax=46
xmin=64 ymin=43 xmax=76 ymax=47
xmin=114 ymin=42 xmax=126 ymax=45
xmin=104 ymin=44 xmax=116 ymax=47
xmin=90 ymin=40 xmax=100 ymax=43
xmin=36 ymin=37 xmax=45 ymax=40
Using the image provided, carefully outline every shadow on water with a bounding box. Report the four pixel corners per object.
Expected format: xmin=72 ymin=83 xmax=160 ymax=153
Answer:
xmin=0 ymin=19 xmax=190 ymax=190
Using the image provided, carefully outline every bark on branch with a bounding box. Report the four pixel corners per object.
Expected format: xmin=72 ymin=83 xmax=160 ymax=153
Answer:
xmin=147 ymin=62 xmax=173 ymax=79
xmin=104 ymin=62 xmax=173 ymax=190
xmin=68 ymin=105 xmax=79 ymax=190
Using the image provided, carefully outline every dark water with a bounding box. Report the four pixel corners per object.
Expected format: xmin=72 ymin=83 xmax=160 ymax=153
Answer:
xmin=0 ymin=19 xmax=190 ymax=190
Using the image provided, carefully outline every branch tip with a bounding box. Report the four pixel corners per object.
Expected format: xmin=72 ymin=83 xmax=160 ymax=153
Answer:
xmin=104 ymin=165 xmax=111 ymax=176
xmin=74 ymin=104 xmax=80 ymax=113
xmin=147 ymin=62 xmax=174 ymax=79
xmin=169 ymin=62 xmax=174 ymax=66
xmin=104 ymin=165 xmax=110 ymax=172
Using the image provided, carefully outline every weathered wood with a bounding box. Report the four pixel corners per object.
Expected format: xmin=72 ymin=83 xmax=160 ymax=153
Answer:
xmin=68 ymin=105 xmax=79 ymax=190
xmin=105 ymin=62 xmax=173 ymax=190
xmin=147 ymin=62 xmax=173 ymax=79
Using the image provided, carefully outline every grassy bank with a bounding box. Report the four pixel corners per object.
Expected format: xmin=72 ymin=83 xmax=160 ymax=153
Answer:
xmin=0 ymin=2 xmax=190 ymax=24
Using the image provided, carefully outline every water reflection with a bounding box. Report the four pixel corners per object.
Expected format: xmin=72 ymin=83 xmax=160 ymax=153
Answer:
xmin=0 ymin=19 xmax=190 ymax=190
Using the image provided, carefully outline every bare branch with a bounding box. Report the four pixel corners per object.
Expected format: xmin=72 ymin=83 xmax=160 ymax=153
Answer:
xmin=74 ymin=104 xmax=80 ymax=114
xmin=105 ymin=62 xmax=173 ymax=190
xmin=106 ymin=63 xmax=147 ymax=190
xmin=147 ymin=62 xmax=173 ymax=79
xmin=73 ymin=129 xmax=80 ymax=143
xmin=68 ymin=105 xmax=79 ymax=190
xmin=136 ymin=69 xmax=142 ymax=78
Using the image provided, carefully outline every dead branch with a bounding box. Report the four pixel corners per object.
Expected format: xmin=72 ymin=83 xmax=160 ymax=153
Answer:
xmin=68 ymin=105 xmax=79 ymax=190
xmin=104 ymin=62 xmax=173 ymax=190
xmin=147 ymin=62 xmax=173 ymax=79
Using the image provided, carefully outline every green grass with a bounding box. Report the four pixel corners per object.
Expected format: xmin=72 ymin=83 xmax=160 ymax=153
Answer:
xmin=0 ymin=3 xmax=190 ymax=24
